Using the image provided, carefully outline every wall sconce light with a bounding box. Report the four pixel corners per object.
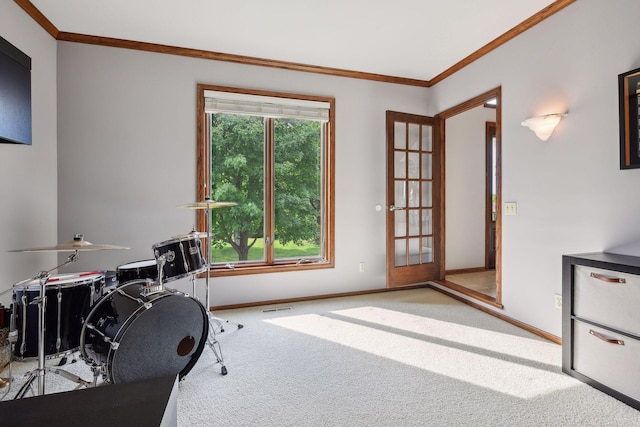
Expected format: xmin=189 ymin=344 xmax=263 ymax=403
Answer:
xmin=521 ymin=113 xmax=567 ymax=141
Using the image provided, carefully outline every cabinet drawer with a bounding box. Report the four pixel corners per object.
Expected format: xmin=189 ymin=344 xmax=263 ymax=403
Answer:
xmin=574 ymin=265 xmax=640 ymax=335
xmin=573 ymin=320 xmax=640 ymax=402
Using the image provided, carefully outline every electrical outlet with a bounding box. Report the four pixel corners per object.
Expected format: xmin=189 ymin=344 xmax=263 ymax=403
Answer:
xmin=359 ymin=262 xmax=365 ymax=273
xmin=504 ymin=202 xmax=518 ymax=215
xmin=554 ymin=294 xmax=562 ymax=309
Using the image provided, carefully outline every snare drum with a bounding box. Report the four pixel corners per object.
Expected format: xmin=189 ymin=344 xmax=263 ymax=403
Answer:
xmin=80 ymin=280 xmax=208 ymax=384
xmin=152 ymin=234 xmax=206 ymax=283
xmin=116 ymin=259 xmax=158 ymax=284
xmin=13 ymin=272 xmax=105 ymax=359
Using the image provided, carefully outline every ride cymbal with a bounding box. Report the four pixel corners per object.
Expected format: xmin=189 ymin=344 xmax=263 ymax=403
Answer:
xmin=172 ymin=230 xmax=209 ymax=239
xmin=9 ymin=234 xmax=130 ymax=252
xmin=177 ymin=200 xmax=237 ymax=210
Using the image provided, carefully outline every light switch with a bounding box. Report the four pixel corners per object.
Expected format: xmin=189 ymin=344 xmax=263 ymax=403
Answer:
xmin=504 ymin=202 xmax=517 ymax=215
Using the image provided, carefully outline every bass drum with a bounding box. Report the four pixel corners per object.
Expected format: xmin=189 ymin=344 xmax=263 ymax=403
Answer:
xmin=80 ymin=281 xmax=208 ymax=384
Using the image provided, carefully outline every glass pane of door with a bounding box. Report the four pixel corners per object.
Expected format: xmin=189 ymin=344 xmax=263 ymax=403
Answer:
xmin=392 ymin=120 xmax=434 ymax=267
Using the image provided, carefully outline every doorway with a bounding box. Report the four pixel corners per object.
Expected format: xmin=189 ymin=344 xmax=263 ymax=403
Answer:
xmin=435 ymin=88 xmax=502 ymax=308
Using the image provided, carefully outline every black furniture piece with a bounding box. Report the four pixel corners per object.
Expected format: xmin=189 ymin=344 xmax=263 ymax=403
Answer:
xmin=0 ymin=374 xmax=178 ymax=426
xmin=562 ymin=252 xmax=640 ymax=410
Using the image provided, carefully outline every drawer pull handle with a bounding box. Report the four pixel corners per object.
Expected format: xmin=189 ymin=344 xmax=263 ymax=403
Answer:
xmin=589 ymin=329 xmax=625 ymax=346
xmin=589 ymin=272 xmax=626 ymax=283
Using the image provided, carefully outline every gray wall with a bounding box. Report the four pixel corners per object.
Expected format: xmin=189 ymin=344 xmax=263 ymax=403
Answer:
xmin=429 ymin=0 xmax=640 ymax=335
xmin=55 ymin=41 xmax=430 ymax=306
xmin=0 ymin=0 xmax=58 ymax=305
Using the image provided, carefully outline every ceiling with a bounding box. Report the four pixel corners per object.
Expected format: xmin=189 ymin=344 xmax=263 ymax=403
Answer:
xmin=27 ymin=0 xmax=566 ymax=83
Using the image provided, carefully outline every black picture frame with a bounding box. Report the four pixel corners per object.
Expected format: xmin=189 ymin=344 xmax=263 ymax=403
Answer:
xmin=0 ymin=35 xmax=32 ymax=145
xmin=619 ymin=67 xmax=640 ymax=169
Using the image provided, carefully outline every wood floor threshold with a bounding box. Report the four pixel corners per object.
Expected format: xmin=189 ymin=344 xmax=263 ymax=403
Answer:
xmin=435 ymin=279 xmax=502 ymax=308
xmin=445 ymin=267 xmax=488 ymax=275
xmin=429 ymin=283 xmax=561 ymax=345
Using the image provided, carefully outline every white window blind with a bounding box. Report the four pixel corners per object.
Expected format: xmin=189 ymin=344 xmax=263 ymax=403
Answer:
xmin=204 ymin=90 xmax=330 ymax=121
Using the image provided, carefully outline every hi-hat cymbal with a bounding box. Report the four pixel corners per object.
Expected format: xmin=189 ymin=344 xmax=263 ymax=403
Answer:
xmin=178 ymin=200 xmax=237 ymax=210
xmin=9 ymin=234 xmax=130 ymax=252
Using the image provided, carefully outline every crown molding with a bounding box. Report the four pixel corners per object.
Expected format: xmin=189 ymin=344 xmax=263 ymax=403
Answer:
xmin=14 ymin=0 xmax=576 ymax=88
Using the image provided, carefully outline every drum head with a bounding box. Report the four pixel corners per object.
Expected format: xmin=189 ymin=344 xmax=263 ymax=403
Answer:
xmin=18 ymin=272 xmax=103 ymax=290
xmin=118 ymin=259 xmax=157 ymax=269
xmin=110 ymin=293 xmax=208 ymax=383
xmin=116 ymin=259 xmax=158 ymax=283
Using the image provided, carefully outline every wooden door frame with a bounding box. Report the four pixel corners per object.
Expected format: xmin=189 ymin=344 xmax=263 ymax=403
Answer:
xmin=485 ymin=121 xmax=497 ymax=270
xmin=434 ymin=87 xmax=502 ymax=307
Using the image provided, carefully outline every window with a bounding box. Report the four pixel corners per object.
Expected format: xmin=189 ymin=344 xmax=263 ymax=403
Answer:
xmin=197 ymin=84 xmax=335 ymax=276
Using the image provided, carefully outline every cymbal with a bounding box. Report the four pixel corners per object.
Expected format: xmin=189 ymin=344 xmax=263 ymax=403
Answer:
xmin=172 ymin=231 xmax=208 ymax=239
xmin=9 ymin=234 xmax=130 ymax=252
xmin=178 ymin=200 xmax=237 ymax=210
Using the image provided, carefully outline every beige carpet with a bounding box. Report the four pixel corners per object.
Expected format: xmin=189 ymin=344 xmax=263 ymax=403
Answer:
xmin=3 ymin=288 xmax=640 ymax=426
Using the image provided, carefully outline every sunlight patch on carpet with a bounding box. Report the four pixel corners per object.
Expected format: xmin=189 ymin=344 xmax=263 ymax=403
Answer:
xmin=332 ymin=307 xmax=560 ymax=366
xmin=265 ymin=313 xmax=576 ymax=399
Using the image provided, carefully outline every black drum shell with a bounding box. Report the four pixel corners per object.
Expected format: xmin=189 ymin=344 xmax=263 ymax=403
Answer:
xmin=13 ymin=273 xmax=103 ymax=359
xmin=152 ymin=235 xmax=206 ymax=282
xmin=116 ymin=260 xmax=157 ymax=284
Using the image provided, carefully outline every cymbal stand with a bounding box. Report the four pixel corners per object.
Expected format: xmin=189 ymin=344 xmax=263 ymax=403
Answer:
xmin=184 ymin=272 xmax=224 ymax=375
xmin=202 ymin=199 xmax=243 ymax=375
xmin=15 ymin=252 xmax=91 ymax=398
xmin=203 ymin=200 xmax=243 ymax=334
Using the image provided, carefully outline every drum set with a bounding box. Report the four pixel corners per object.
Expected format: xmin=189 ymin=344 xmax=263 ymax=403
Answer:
xmin=0 ymin=199 xmax=241 ymax=399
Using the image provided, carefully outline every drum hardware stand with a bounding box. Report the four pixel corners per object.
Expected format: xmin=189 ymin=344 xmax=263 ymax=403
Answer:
xmin=202 ymin=199 xmax=244 ymax=335
xmin=202 ymin=199 xmax=244 ymax=376
xmin=188 ymin=273 xmax=227 ymax=376
xmin=154 ymin=251 xmax=172 ymax=288
xmin=57 ymin=352 xmax=80 ymax=367
xmin=13 ymin=251 xmax=92 ymax=398
xmin=179 ymin=197 xmax=243 ymax=376
xmin=141 ymin=253 xmax=171 ymax=299
xmin=6 ymin=235 xmax=129 ymax=397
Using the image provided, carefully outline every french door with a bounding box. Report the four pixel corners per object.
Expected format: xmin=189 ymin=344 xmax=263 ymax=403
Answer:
xmin=386 ymin=111 xmax=443 ymax=287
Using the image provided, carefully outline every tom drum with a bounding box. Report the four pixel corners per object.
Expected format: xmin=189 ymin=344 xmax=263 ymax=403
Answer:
xmin=116 ymin=259 xmax=158 ymax=284
xmin=152 ymin=234 xmax=206 ymax=283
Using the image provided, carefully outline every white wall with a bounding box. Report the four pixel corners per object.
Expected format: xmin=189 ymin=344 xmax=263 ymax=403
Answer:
xmin=446 ymin=105 xmax=495 ymax=270
xmin=55 ymin=42 xmax=430 ymax=306
xmin=428 ymin=0 xmax=640 ymax=336
xmin=0 ymin=0 xmax=58 ymax=306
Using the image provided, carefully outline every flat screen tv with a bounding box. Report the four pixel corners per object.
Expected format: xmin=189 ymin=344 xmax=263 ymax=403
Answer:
xmin=0 ymin=35 xmax=31 ymax=145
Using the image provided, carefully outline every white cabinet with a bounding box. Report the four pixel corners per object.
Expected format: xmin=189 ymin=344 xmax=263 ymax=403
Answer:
xmin=563 ymin=253 xmax=640 ymax=410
